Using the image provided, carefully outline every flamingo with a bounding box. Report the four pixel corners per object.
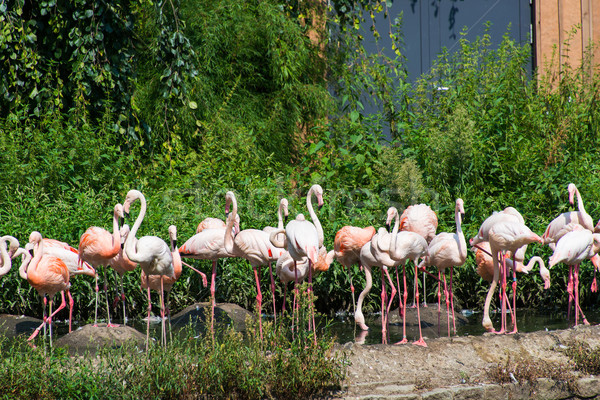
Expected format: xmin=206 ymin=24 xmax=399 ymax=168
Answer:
xmin=141 ymin=225 xmax=183 ymax=341
xmin=333 ymin=225 xmax=376 ymax=315
xmin=549 ymin=227 xmax=600 ymax=326
xmin=23 ymin=232 xmax=71 ymax=347
xmin=0 ymin=236 xmax=19 ymax=276
xmin=196 ymin=217 xmax=226 ymax=233
xmin=123 ymin=189 xmax=175 ymax=349
xmin=475 ymin=241 xmax=550 ymax=325
xmin=108 ymin=224 xmax=138 ymax=324
xmin=262 ymin=198 xmax=289 ymax=321
xmin=79 ymin=203 xmax=123 ymax=327
xmin=179 ymin=191 xmax=238 ymax=336
xmin=417 ymin=198 xmax=467 ymax=338
xmin=543 ymin=183 xmax=594 ymax=248
xmin=224 ymin=192 xmax=286 ymax=339
xmin=276 ymin=246 xmax=334 ymax=313
xmin=269 ymin=184 xmax=324 ymax=344
xmin=399 ymin=204 xmax=438 ymax=308
xmin=483 ymin=220 xmax=542 ymax=334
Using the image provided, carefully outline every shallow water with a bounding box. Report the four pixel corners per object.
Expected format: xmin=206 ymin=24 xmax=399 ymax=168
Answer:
xmin=47 ymin=307 xmax=600 ymax=346
xmin=322 ymin=307 xmax=600 ymax=345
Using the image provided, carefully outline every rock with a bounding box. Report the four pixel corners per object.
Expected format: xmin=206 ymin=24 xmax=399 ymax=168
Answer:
xmin=0 ymin=314 xmax=42 ymax=338
xmin=54 ymin=324 xmax=146 ymax=354
xmin=170 ymin=302 xmax=253 ymax=334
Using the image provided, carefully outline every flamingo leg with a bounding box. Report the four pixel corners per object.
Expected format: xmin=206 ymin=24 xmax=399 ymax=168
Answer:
xmin=348 ymin=264 xmax=356 ymax=316
xmin=567 ymin=265 xmax=574 ymax=323
xmin=574 ymin=264 xmax=589 ymax=325
xmin=120 ymin=275 xmax=127 ymax=325
xmin=210 ymin=260 xmax=217 ymax=339
xmin=308 ymin=260 xmax=317 ymax=346
xmin=383 ymin=267 xmax=397 ymax=324
xmin=443 ymin=272 xmax=450 ymax=338
xmin=166 ymin=291 xmax=173 ymax=343
xmin=413 ymin=261 xmax=427 ymax=347
xmin=94 ymin=272 xmax=100 ymax=327
xmin=380 ymin=268 xmax=387 ymax=344
xmin=422 ymin=271 xmax=428 ymax=307
xmin=509 ymin=255 xmax=518 ymax=334
xmin=396 ymin=263 xmax=409 ymax=345
xmin=104 ymin=266 xmax=118 ymax=327
xmin=67 ymin=290 xmax=73 ymax=333
xmin=146 ymin=285 xmax=152 ymax=351
xmin=48 ymin=298 xmax=53 ymax=348
xmin=160 ymin=277 xmax=166 ymax=347
xmin=449 ymin=266 xmax=456 ymax=336
xmin=437 ymin=270 xmax=442 ymax=335
xmin=394 ymin=264 xmax=403 ymax=319
xmin=29 ymin=296 xmax=47 ymax=342
xmin=252 ymin=265 xmax=263 ymax=340
xmin=268 ymin=262 xmax=277 ymax=324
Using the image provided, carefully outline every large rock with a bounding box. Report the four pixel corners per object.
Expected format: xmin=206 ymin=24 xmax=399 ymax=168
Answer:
xmin=0 ymin=314 xmax=43 ymax=338
xmin=171 ymin=302 xmax=253 ymax=334
xmin=54 ymin=324 xmax=146 ymax=354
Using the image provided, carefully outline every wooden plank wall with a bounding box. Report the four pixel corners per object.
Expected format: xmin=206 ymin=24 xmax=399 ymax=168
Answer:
xmin=535 ymin=0 xmax=600 ymax=79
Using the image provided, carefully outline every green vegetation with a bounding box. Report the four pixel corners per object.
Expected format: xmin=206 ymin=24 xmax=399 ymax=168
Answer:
xmin=0 ymin=310 xmax=347 ymax=399
xmin=1 ymin=0 xmax=600 ymax=328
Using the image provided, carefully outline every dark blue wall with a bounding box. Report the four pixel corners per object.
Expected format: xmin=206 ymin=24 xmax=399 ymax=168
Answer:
xmin=362 ymin=0 xmax=532 ymax=82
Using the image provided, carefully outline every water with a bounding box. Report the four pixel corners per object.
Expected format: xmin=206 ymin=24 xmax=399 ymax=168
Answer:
xmin=321 ymin=307 xmax=600 ymax=345
xmin=45 ymin=307 xmax=600 ymax=345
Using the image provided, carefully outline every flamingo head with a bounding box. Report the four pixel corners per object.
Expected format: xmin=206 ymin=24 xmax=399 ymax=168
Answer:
xmin=225 ymin=191 xmax=236 ymax=215
xmin=115 ymin=203 xmax=125 ymax=226
xmin=311 ymin=184 xmax=324 ymax=210
xmin=456 ymin=198 xmax=465 ymax=215
xmin=281 ymin=198 xmax=289 ymax=220
xmin=168 ymin=225 xmax=177 ymax=250
xmin=29 ymin=231 xmax=42 ymax=246
xmin=568 ymin=183 xmax=577 ymax=206
xmin=385 ymin=207 xmax=398 ymax=231
xmin=119 ymin=224 xmax=130 ymax=248
xmin=123 ymin=189 xmax=143 ymax=216
xmin=1 ymin=236 xmax=20 ymax=258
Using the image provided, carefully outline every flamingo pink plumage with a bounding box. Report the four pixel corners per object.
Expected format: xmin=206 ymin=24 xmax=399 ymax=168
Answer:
xmin=417 ymin=199 xmax=467 ymax=339
xmin=24 ymin=231 xmax=71 ymax=347
xmin=549 ymin=227 xmax=600 ymax=326
xmin=333 ymin=225 xmax=376 ymax=315
xmin=543 ymin=183 xmax=594 ymax=248
xmin=269 ymin=184 xmax=324 ymax=344
xmin=78 ymin=203 xmax=123 ymax=326
xmin=123 ymin=189 xmax=175 ymax=349
xmin=180 ymin=191 xmax=238 ymax=336
xmin=224 ymin=192 xmax=286 ymax=339
xmin=399 ymin=204 xmax=438 ymax=308
xmin=484 ymin=219 xmax=542 ymax=334
xmin=0 ymin=236 xmax=19 ymax=276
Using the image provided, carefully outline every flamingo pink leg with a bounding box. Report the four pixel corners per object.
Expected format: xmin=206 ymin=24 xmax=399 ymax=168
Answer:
xmin=574 ymin=264 xmax=589 ymax=325
xmin=268 ymin=262 xmax=277 ymax=324
xmin=160 ymin=277 xmax=166 ymax=346
xmin=252 ymin=265 xmax=263 ymax=340
xmin=413 ymin=261 xmax=427 ymax=347
xmin=210 ymin=260 xmax=217 ymax=338
xmin=380 ymin=269 xmax=388 ymax=344
xmin=567 ymin=265 xmax=574 ymax=322
xmin=394 ymin=264 xmax=403 ymax=319
xmin=396 ymin=263 xmax=409 ymax=345
xmin=308 ymin=260 xmax=317 ymax=346
xmin=67 ymin=290 xmax=73 ymax=333
xmin=449 ymin=266 xmax=456 ymax=336
xmin=146 ymin=286 xmax=152 ymax=351
xmin=443 ymin=273 xmax=451 ymax=337
xmin=509 ymin=256 xmax=518 ymax=334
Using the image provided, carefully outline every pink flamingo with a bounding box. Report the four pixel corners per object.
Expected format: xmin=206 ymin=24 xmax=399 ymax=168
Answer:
xmin=123 ymin=189 xmax=175 ymax=349
xmin=543 ymin=183 xmax=594 ymax=248
xmin=484 ymin=220 xmax=542 ymax=334
xmin=399 ymin=204 xmax=438 ymax=308
xmin=224 ymin=192 xmax=286 ymax=339
xmin=417 ymin=198 xmax=466 ymax=338
xmin=0 ymin=236 xmax=19 ymax=276
xmin=276 ymin=246 xmax=334 ymax=313
xmin=269 ymin=184 xmax=324 ymax=344
xmin=23 ymin=232 xmax=71 ymax=347
xmin=108 ymin=224 xmax=138 ymax=324
xmin=179 ymin=192 xmax=238 ymax=336
xmin=79 ymin=203 xmax=123 ymax=327
xmin=333 ymin=225 xmax=376 ymax=316
xmin=196 ymin=217 xmax=226 ymax=233
xmin=549 ymin=227 xmax=600 ymax=326
xmin=262 ymin=198 xmax=289 ymax=320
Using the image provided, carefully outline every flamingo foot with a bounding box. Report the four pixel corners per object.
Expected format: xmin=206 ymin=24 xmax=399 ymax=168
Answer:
xmin=357 ymin=322 xmax=369 ymax=331
xmin=107 ymin=323 xmax=120 ymax=328
xmin=395 ymin=338 xmax=408 ymax=345
xmin=412 ymin=338 xmax=428 ymax=347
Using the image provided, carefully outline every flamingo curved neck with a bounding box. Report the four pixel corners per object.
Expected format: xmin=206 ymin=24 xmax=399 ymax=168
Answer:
xmin=0 ymin=243 xmax=10 ymax=276
xmin=124 ymin=193 xmax=147 ymax=264
xmin=307 ymin=187 xmax=324 ymax=247
xmin=224 ymin=193 xmax=238 ymax=255
xmin=15 ymin=248 xmax=30 ymax=280
xmin=390 ymin=209 xmax=401 ymax=259
xmin=575 ymin=188 xmax=587 ymax=214
xmin=277 ymin=200 xmax=285 ymax=230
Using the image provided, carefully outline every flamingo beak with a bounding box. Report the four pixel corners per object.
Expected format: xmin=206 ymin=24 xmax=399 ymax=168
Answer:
xmin=119 ymin=217 xmax=124 ymax=226
xmin=386 ymin=223 xmax=391 ymax=233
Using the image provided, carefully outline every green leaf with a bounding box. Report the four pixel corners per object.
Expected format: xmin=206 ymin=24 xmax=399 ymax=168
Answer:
xmin=350 ymin=110 xmax=359 ymax=123
xmin=188 ymin=101 xmax=198 ymax=110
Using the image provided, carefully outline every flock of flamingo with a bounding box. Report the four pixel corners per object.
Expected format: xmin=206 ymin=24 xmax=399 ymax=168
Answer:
xmin=0 ymin=183 xmax=599 ymax=349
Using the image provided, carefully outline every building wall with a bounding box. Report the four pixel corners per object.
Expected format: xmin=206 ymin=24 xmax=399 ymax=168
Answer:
xmin=535 ymin=0 xmax=600 ymax=78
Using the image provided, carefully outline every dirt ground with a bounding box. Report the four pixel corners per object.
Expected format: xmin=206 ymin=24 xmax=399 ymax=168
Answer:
xmin=2 ymin=304 xmax=599 ymax=397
